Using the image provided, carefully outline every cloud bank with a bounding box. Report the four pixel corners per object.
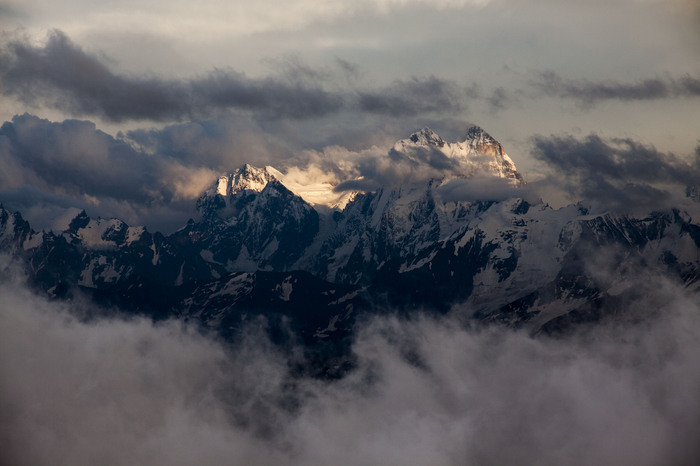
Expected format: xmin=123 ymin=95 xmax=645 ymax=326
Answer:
xmin=0 ymin=113 xmax=222 ymax=231
xmin=0 ymin=31 xmax=471 ymax=123
xmin=531 ymin=133 xmax=700 ymax=211
xmin=2 ymin=253 xmax=700 ymax=465
xmin=6 ymin=31 xmax=697 ymax=126
xmin=0 ymin=31 xmax=342 ymax=122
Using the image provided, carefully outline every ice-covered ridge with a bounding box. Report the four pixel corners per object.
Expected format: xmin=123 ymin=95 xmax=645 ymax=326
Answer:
xmin=403 ymin=127 xmax=446 ymax=147
xmin=393 ymin=125 xmax=524 ymax=183
xmin=215 ymin=164 xmax=278 ymax=197
xmin=198 ymin=164 xmax=286 ymax=216
xmin=67 ymin=216 xmax=144 ymax=249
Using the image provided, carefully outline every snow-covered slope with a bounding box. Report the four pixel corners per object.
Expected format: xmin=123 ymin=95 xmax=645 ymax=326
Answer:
xmin=197 ymin=164 xmax=279 ymax=216
xmin=65 ymin=210 xmax=145 ymax=249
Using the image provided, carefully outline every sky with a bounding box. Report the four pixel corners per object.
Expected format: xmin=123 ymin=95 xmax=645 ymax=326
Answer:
xmin=1 ymin=0 xmax=700 ymax=231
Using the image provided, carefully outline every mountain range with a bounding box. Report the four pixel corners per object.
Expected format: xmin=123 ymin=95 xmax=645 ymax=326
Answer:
xmin=3 ymin=125 xmax=700 ymax=376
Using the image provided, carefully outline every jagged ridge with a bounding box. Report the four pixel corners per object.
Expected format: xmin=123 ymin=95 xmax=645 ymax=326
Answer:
xmin=2 ymin=125 xmax=700 ymax=362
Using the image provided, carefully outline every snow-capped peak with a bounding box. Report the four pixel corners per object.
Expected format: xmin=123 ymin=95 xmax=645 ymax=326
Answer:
xmin=408 ymin=127 xmax=446 ymax=147
xmin=392 ymin=126 xmax=524 ymax=184
xmin=463 ymin=125 xmax=505 ymax=157
xmin=197 ymin=164 xmax=281 ymax=217
xmin=217 ymin=164 xmax=278 ymax=197
xmin=391 ymin=126 xmax=445 ymax=152
xmin=198 ymin=124 xmax=523 ymax=216
xmin=464 ymin=125 xmax=490 ymax=143
xmin=64 ymin=211 xmax=144 ymax=249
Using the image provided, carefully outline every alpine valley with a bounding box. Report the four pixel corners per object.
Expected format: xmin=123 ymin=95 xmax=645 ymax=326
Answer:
xmin=3 ymin=126 xmax=700 ymax=376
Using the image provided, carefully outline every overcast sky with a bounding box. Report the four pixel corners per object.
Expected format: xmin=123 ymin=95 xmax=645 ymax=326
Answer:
xmin=1 ymin=0 xmax=699 ymax=229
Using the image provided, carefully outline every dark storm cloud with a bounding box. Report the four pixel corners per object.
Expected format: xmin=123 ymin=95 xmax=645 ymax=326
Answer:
xmin=263 ymin=55 xmax=335 ymax=85
xmin=0 ymin=185 xmax=84 ymax=231
xmin=532 ymin=133 xmax=700 ymax=210
xmin=0 ymin=114 xmax=158 ymax=202
xmin=0 ymin=31 xmax=343 ymax=122
xmin=0 ymin=114 xmax=220 ymax=231
xmin=125 ymin=117 xmax=289 ymax=170
xmin=0 ymin=31 xmax=191 ymax=121
xmin=334 ymin=57 xmax=360 ymax=81
xmin=0 ymin=110 xmax=320 ymax=231
xmin=535 ymin=71 xmax=700 ymax=106
xmin=191 ymin=71 xmax=343 ymax=120
xmin=357 ymin=76 xmax=463 ymax=116
xmin=388 ymin=143 xmax=458 ymax=170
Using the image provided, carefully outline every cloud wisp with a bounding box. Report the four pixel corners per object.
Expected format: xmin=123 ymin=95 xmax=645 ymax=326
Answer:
xmin=534 ymin=71 xmax=700 ymax=107
xmin=2 ymin=253 xmax=700 ymax=465
xmin=357 ymin=76 xmax=464 ymax=117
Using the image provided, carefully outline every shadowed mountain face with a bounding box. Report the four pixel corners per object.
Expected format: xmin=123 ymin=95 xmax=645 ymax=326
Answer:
xmin=2 ymin=126 xmax=700 ymax=375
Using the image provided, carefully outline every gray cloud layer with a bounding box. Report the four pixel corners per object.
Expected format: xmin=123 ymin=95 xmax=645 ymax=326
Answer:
xmin=0 ymin=114 xmax=225 ymax=231
xmin=0 ymin=31 xmax=469 ymax=122
xmin=4 ymin=30 xmax=697 ymax=129
xmin=531 ymin=133 xmax=700 ymax=211
xmin=2 ymin=254 xmax=700 ymax=465
xmin=535 ymin=71 xmax=700 ymax=106
xmin=0 ymin=115 xmax=161 ymax=202
xmin=0 ymin=31 xmax=342 ymax=121
xmin=358 ymin=76 xmax=464 ymax=116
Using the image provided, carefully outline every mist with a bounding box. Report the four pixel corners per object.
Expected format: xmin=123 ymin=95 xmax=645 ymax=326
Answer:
xmin=2 ymin=253 xmax=700 ymax=466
